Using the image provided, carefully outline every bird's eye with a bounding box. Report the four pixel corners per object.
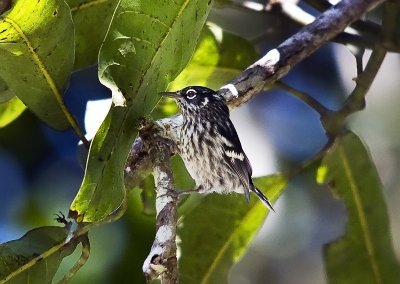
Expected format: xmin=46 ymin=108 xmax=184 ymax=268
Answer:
xmin=186 ymin=89 xmax=197 ymax=99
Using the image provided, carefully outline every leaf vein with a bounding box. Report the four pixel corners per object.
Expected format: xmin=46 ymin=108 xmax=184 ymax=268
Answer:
xmin=135 ymin=0 xmax=191 ymax=96
xmin=339 ymin=144 xmax=382 ymax=283
xmin=200 ymin=202 xmax=264 ymax=284
xmin=118 ymin=10 xmax=170 ymax=30
xmin=70 ymin=0 xmax=110 ymax=13
xmin=2 ymin=17 xmax=86 ymax=142
xmin=0 ymin=241 xmax=65 ymax=283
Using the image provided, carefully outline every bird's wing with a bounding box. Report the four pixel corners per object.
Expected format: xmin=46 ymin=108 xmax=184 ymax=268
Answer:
xmin=216 ymin=122 xmax=275 ymax=211
xmin=216 ymin=121 xmax=253 ymax=201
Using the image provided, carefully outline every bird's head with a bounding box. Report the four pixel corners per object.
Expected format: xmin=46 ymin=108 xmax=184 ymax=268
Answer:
xmin=160 ymin=86 xmax=226 ymax=116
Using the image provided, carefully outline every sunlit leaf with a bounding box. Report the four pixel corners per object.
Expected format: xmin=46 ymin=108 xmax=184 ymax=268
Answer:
xmin=179 ymin=174 xmax=287 ymax=283
xmin=170 ymin=23 xmax=258 ymax=90
xmin=0 ymin=226 xmax=77 ymax=284
xmin=0 ymin=0 xmax=75 ymax=130
xmin=67 ymin=0 xmax=119 ymax=69
xmin=70 ymin=0 xmax=213 ymax=222
xmin=320 ymin=132 xmax=400 ymax=283
xmin=0 ymin=96 xmax=26 ymax=127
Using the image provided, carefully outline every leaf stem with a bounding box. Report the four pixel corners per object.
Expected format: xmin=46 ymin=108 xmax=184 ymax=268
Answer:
xmin=274 ymin=81 xmax=330 ymax=116
xmin=56 ymin=234 xmax=90 ymax=284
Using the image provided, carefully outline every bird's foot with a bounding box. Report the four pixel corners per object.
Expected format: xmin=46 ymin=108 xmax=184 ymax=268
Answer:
xmin=157 ymin=189 xmax=198 ymax=200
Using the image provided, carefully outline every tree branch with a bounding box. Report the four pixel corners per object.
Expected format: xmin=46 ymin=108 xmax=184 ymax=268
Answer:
xmin=219 ymin=0 xmax=385 ymax=107
xmin=141 ymin=121 xmax=178 ymax=283
xmin=125 ymin=0 xmax=385 ymax=164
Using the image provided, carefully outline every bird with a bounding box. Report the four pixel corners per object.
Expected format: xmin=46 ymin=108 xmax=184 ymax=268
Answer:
xmin=160 ymin=86 xmax=274 ymax=211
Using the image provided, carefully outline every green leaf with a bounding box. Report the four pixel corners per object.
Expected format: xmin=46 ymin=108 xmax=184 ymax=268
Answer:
xmin=320 ymin=132 xmax=400 ymax=283
xmin=67 ymin=0 xmax=119 ymax=69
xmin=0 ymin=0 xmax=75 ymax=130
xmin=0 ymin=226 xmax=77 ymax=284
xmin=0 ymin=96 xmax=26 ymax=127
xmin=179 ymin=174 xmax=287 ymax=284
xmin=70 ymin=0 xmax=213 ymax=222
xmin=0 ymin=76 xmax=14 ymax=103
xmin=170 ymin=24 xmax=258 ymax=90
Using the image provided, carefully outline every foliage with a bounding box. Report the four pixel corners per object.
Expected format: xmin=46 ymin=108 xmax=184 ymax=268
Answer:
xmin=70 ymin=0 xmax=212 ymax=223
xmin=179 ymin=175 xmax=286 ymax=284
xmin=1 ymin=0 xmax=400 ymax=283
xmin=0 ymin=0 xmax=75 ymax=130
xmin=0 ymin=226 xmax=77 ymax=283
xmin=319 ymin=132 xmax=400 ymax=284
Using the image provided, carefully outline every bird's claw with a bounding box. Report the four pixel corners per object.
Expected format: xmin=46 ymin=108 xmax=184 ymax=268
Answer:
xmin=157 ymin=189 xmax=197 ymax=200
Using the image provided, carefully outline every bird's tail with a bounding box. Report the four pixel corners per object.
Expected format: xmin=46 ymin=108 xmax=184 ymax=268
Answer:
xmin=252 ymin=186 xmax=275 ymax=212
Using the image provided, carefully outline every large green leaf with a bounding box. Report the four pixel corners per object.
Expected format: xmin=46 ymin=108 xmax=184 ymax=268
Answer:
xmin=0 ymin=0 xmax=75 ymax=130
xmin=0 ymin=226 xmax=77 ymax=284
xmin=170 ymin=24 xmax=258 ymax=90
xmin=179 ymin=175 xmax=287 ymax=284
xmin=319 ymin=132 xmax=400 ymax=283
xmin=67 ymin=0 xmax=119 ymax=69
xmin=70 ymin=0 xmax=213 ymax=222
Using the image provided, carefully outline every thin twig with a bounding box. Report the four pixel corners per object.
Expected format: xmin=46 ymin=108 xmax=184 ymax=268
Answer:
xmin=274 ymin=81 xmax=330 ymax=116
xmin=57 ymin=234 xmax=90 ymax=284
xmin=218 ymin=0 xmax=385 ymax=108
xmin=277 ymin=0 xmax=380 ymax=51
xmin=304 ymin=0 xmax=382 ymax=37
xmin=345 ymin=49 xmax=386 ymax=111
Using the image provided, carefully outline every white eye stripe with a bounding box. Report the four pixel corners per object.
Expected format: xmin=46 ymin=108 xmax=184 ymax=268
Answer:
xmin=186 ymin=88 xmax=197 ymax=99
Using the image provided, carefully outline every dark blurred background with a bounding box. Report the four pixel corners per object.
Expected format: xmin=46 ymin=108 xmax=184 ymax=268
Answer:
xmin=1 ymin=1 xmax=399 ymax=283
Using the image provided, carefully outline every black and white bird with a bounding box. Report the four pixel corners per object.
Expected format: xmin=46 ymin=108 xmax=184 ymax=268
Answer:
xmin=161 ymin=86 xmax=274 ymax=211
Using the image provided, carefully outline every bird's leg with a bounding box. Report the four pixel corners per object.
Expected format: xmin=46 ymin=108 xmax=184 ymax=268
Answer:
xmin=160 ymin=185 xmax=203 ymax=199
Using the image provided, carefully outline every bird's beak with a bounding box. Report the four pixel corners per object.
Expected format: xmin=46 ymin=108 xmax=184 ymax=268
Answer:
xmin=159 ymin=91 xmax=180 ymax=98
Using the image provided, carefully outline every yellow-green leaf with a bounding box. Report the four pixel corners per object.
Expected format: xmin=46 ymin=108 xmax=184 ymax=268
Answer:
xmin=320 ymin=132 xmax=400 ymax=283
xmin=67 ymin=0 xmax=119 ymax=69
xmin=0 ymin=96 xmax=26 ymax=127
xmin=0 ymin=0 xmax=75 ymax=130
xmin=0 ymin=226 xmax=77 ymax=284
xmin=179 ymin=174 xmax=287 ymax=284
xmin=170 ymin=24 xmax=258 ymax=90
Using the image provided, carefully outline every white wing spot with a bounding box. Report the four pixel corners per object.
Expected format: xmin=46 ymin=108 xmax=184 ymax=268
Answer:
xmin=226 ymin=150 xmax=244 ymax=161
